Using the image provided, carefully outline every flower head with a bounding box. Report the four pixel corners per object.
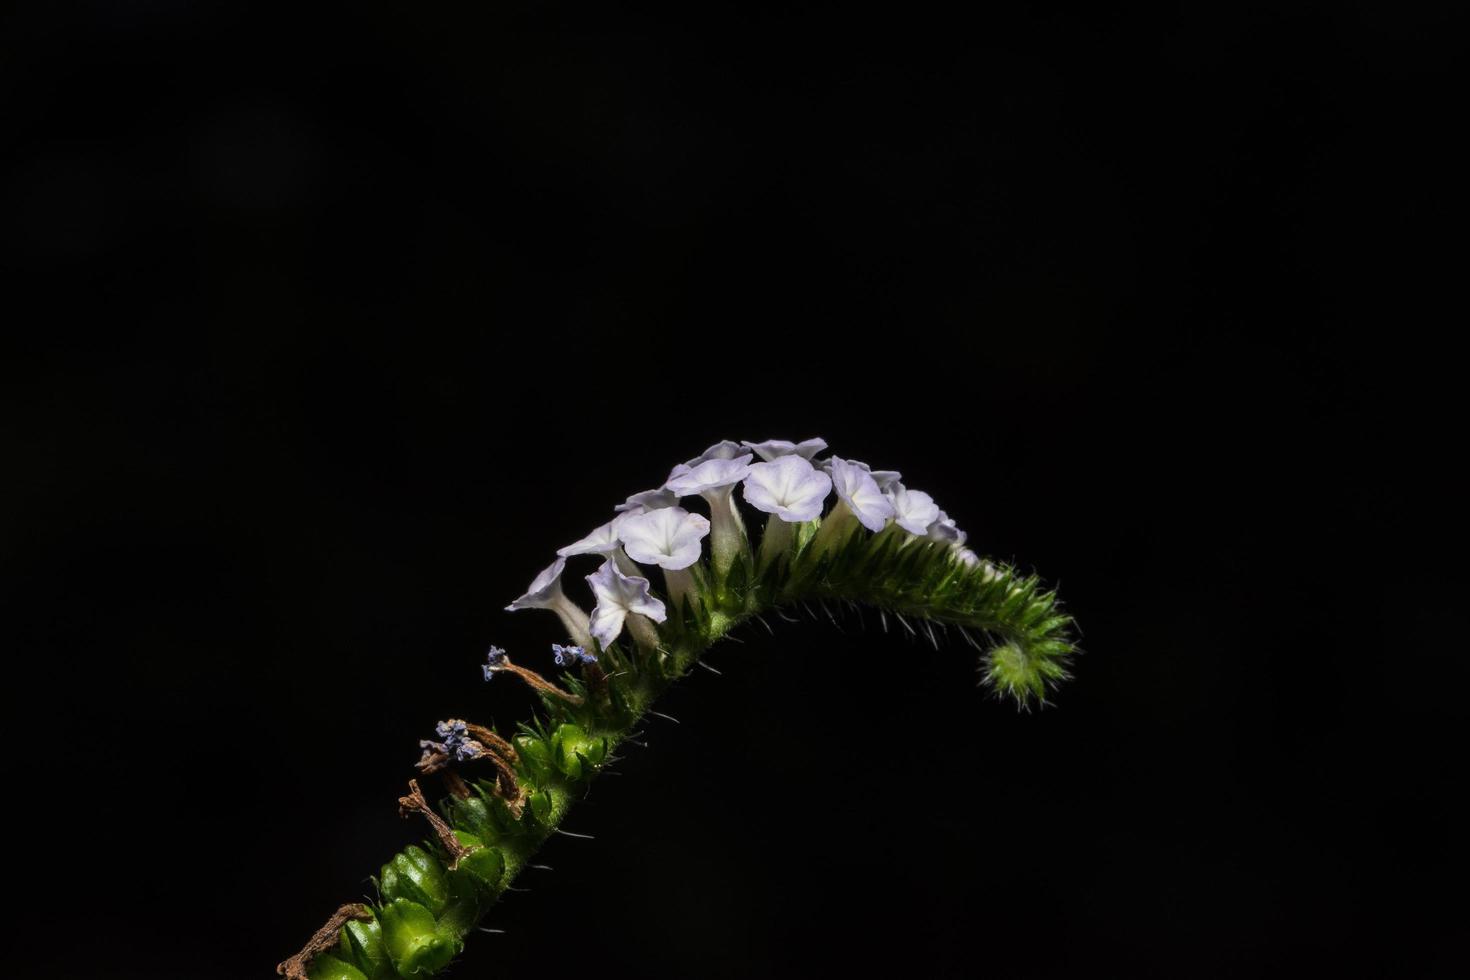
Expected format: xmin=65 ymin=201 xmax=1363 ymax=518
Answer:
xmin=505 ymin=558 xmax=569 ymax=611
xmin=664 ymin=455 xmax=753 ymax=498
xmin=826 ymin=457 xmax=896 ymax=532
xmin=742 ymin=455 xmax=833 ymax=522
xmin=552 ymin=643 xmax=597 ymax=666
xmin=614 ymin=488 xmax=678 ymax=514
xmin=617 ymin=506 xmax=710 ymax=570
xmin=742 ymin=437 xmax=828 ymax=462
xmin=482 ymin=645 xmax=509 ymax=681
xmin=586 ymin=560 xmax=667 ymax=648
xmin=888 ymin=483 xmax=941 ymax=535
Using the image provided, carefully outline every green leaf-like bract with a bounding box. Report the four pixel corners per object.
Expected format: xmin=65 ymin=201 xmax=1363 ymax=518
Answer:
xmin=292 ymin=510 xmax=1074 ymax=979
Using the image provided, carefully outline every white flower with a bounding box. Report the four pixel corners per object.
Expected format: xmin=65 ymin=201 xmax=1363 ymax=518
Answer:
xmin=617 ymin=506 xmax=710 ymax=570
xmin=742 ymin=455 xmax=832 ymax=522
xmin=556 ymin=515 xmax=628 ymax=559
xmin=614 ymin=488 xmax=678 ymax=514
xmin=741 ymin=437 xmax=828 ymax=462
xmin=927 ymin=510 xmax=967 ymax=546
xmin=507 ymin=557 xmax=571 ymax=610
xmin=956 ymin=547 xmax=981 ymax=567
xmin=663 ymin=455 xmax=753 ymax=497
xmin=663 ymin=454 xmax=754 ymax=573
xmin=826 ymin=457 xmax=896 ymax=532
xmin=586 ymin=560 xmax=667 ymax=648
xmin=819 ymin=457 xmax=902 ymax=491
xmin=887 ymin=483 xmax=941 ymax=535
xmin=505 ymin=557 xmax=593 ymax=647
xmin=684 ymin=440 xmax=745 ymax=466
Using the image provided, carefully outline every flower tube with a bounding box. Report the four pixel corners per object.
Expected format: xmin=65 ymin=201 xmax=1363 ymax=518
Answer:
xmin=663 ymin=453 xmax=753 ymax=575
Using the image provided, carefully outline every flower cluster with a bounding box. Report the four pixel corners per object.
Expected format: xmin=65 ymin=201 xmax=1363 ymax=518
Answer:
xmin=504 ymin=438 xmax=982 ymax=651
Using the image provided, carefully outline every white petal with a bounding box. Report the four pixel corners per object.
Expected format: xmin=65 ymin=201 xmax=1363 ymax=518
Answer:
xmin=617 ymin=506 xmax=711 ymax=570
xmin=614 ymin=488 xmax=678 ymax=514
xmin=927 ymin=510 xmax=967 ymax=546
xmin=557 ymin=518 xmax=624 ymax=558
xmin=506 ymin=557 xmax=566 ymax=610
xmin=742 ymin=455 xmax=832 ymax=522
xmin=684 ymin=440 xmax=744 ymax=466
xmin=827 ymin=457 xmax=896 ymax=532
xmin=664 ymin=454 xmax=753 ymax=497
xmin=741 ymin=437 xmax=828 ymax=462
xmin=890 ymin=484 xmax=941 ymax=535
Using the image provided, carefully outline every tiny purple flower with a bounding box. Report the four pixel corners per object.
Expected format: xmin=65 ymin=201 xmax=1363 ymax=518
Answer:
xmin=552 ymin=643 xmax=597 ymax=666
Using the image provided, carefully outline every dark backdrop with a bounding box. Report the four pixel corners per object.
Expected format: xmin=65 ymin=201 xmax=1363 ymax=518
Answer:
xmin=2 ymin=3 xmax=1458 ymax=978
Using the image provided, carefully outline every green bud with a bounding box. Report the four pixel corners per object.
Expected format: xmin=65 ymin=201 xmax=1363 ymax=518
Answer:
xmin=514 ymin=733 xmax=553 ymax=777
xmin=529 ymin=789 xmax=553 ymax=824
xmin=451 ymin=830 xmax=505 ymax=890
xmin=339 ymin=915 xmax=392 ymax=979
xmin=307 ymin=953 xmax=369 ymax=980
xmin=376 ymin=899 xmax=461 ymax=977
xmin=380 ymin=845 xmax=448 ymax=916
xmin=551 ymin=723 xmax=605 ymax=779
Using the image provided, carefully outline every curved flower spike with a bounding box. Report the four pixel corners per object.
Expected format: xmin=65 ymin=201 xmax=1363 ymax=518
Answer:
xmin=888 ymin=484 xmax=941 ymax=536
xmin=617 ymin=506 xmax=710 ymax=571
xmin=586 ymin=559 xmax=667 ymax=650
xmin=927 ymin=510 xmax=967 ymax=547
xmin=614 ymin=488 xmax=678 ymax=514
xmin=827 ymin=457 xmax=897 ymax=533
xmin=504 ymin=558 xmax=594 ymax=648
xmin=664 ymin=454 xmax=754 ymax=574
xmin=742 ymin=437 xmax=828 ymax=462
xmin=743 ymin=455 xmax=832 ymax=523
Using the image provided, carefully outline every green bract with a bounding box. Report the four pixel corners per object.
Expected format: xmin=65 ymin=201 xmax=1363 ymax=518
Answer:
xmin=282 ymin=444 xmax=1075 ymax=979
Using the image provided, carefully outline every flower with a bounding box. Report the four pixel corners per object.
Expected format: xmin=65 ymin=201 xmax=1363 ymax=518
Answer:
xmin=826 ymin=457 xmax=896 ymax=532
xmin=927 ymin=510 xmax=966 ymax=546
xmin=506 ymin=558 xmax=568 ymax=611
xmin=663 ymin=455 xmax=754 ymax=498
xmin=552 ymin=643 xmax=597 ymax=666
xmin=742 ymin=437 xmax=828 ymax=462
xmin=742 ymin=455 xmax=832 ymax=522
xmin=614 ymin=488 xmax=678 ymax=514
xmin=617 ymin=506 xmax=710 ymax=570
xmin=419 ymin=719 xmax=484 ymax=763
xmin=819 ymin=457 xmax=902 ymax=491
xmin=684 ymin=440 xmax=745 ymax=466
xmin=888 ymin=483 xmax=941 ymax=535
xmin=586 ymin=559 xmax=667 ymax=648
xmin=557 ymin=516 xmax=628 ymax=559
xmin=663 ymin=454 xmax=754 ymax=572
xmin=482 ymin=645 xmax=509 ymax=681
xmin=504 ymin=558 xmax=594 ymax=647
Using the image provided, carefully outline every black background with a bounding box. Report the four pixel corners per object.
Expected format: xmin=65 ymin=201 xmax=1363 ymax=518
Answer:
xmin=2 ymin=3 xmax=1459 ymax=978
